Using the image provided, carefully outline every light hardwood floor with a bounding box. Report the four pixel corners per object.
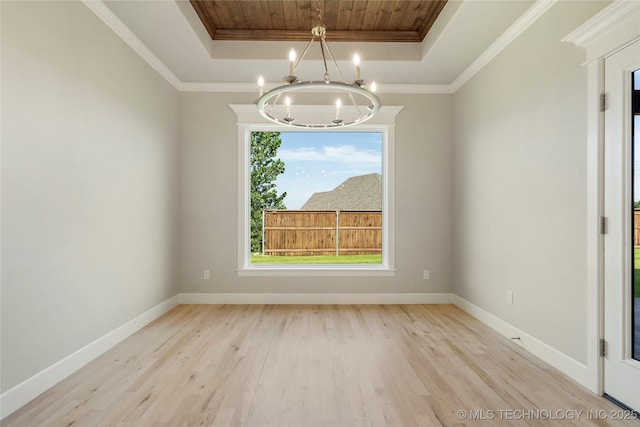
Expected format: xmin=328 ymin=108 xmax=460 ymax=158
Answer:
xmin=3 ymin=304 xmax=639 ymax=426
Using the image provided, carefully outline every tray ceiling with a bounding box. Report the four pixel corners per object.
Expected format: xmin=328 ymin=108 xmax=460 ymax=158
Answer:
xmin=190 ymin=0 xmax=448 ymax=42
xmin=99 ymin=0 xmax=538 ymax=86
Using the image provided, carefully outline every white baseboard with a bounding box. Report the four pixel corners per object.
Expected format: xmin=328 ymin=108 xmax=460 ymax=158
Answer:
xmin=178 ymin=292 xmax=454 ymax=305
xmin=0 ymin=295 xmax=179 ymax=420
xmin=451 ymin=294 xmax=592 ymax=390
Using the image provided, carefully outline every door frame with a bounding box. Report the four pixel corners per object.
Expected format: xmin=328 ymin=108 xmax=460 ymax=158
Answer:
xmin=564 ymin=1 xmax=640 ymax=394
xmin=602 ymin=42 xmax=640 ymax=409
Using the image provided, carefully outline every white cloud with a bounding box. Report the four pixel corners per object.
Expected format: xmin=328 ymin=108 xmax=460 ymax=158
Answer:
xmin=279 ymin=144 xmax=380 ymax=165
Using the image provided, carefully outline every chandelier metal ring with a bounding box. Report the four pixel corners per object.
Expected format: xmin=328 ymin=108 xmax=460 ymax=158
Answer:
xmin=256 ymin=81 xmax=381 ymax=128
xmin=254 ymin=0 xmax=381 ymax=129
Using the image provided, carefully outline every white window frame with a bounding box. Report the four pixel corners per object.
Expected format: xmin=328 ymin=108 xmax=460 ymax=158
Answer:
xmin=230 ymin=104 xmax=403 ymax=276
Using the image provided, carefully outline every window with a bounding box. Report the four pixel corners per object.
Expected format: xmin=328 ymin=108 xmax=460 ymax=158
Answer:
xmin=231 ymin=104 xmax=401 ymax=276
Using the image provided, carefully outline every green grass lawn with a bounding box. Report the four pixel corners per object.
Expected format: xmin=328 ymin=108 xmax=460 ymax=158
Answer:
xmin=251 ymin=254 xmax=382 ymax=264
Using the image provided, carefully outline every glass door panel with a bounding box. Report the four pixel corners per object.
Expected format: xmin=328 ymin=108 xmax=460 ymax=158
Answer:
xmin=634 ymin=69 xmax=639 ymax=362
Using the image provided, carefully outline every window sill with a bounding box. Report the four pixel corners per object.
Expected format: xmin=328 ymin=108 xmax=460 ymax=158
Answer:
xmin=237 ymin=266 xmax=397 ymax=277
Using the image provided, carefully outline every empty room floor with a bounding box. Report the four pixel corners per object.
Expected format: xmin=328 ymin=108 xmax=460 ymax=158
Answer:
xmin=3 ymin=304 xmax=638 ymax=426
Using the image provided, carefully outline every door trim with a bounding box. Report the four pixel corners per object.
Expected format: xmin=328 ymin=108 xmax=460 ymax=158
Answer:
xmin=564 ymin=1 xmax=640 ymax=394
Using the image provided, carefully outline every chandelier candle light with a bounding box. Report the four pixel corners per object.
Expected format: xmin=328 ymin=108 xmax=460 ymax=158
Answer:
xmin=255 ymin=1 xmax=381 ymax=128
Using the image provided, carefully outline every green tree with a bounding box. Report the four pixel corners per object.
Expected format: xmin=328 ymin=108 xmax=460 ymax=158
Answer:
xmin=251 ymin=131 xmax=287 ymax=253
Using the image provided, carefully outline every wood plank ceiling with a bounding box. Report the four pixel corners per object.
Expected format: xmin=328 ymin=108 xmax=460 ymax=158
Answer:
xmin=190 ymin=1 xmax=448 ymax=43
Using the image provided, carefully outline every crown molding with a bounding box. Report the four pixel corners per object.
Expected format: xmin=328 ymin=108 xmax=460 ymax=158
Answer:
xmin=82 ymin=0 xmax=181 ymax=90
xmin=84 ymin=0 xmax=553 ymax=96
xmin=82 ymin=1 xmax=451 ymax=95
xmin=562 ymin=0 xmax=640 ymax=63
xmin=181 ymin=82 xmax=453 ymax=94
xmin=450 ymin=0 xmax=557 ymax=92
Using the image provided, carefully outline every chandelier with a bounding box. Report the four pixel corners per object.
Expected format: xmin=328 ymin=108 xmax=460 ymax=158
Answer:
xmin=255 ymin=1 xmax=381 ymax=128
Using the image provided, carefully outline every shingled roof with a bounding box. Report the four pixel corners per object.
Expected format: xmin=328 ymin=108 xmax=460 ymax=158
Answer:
xmin=301 ymin=173 xmax=381 ymax=211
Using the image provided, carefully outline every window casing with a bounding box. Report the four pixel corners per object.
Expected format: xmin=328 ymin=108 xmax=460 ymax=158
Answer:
xmin=231 ymin=104 xmax=402 ymax=276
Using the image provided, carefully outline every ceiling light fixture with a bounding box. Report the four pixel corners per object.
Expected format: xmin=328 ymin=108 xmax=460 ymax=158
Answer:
xmin=255 ymin=0 xmax=381 ymax=128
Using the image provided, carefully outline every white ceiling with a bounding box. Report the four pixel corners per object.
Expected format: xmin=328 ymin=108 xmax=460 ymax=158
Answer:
xmin=96 ymin=0 xmax=542 ymax=92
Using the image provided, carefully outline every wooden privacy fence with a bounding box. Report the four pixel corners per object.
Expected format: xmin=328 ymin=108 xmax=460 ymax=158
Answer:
xmin=263 ymin=210 xmax=382 ymax=256
xmin=635 ymin=209 xmax=640 ymax=247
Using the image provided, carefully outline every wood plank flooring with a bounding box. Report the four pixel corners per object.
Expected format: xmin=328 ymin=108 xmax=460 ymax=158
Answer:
xmin=3 ymin=304 xmax=639 ymax=426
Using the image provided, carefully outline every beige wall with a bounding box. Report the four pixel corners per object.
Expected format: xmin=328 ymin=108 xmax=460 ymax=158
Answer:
xmin=452 ymin=1 xmax=608 ymax=364
xmin=178 ymin=92 xmax=453 ymax=294
xmin=0 ymin=0 xmax=613 ymax=404
xmin=1 ymin=1 xmax=180 ymax=392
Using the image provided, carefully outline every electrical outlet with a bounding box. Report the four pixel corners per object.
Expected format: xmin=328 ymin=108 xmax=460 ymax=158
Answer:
xmin=423 ymin=270 xmax=430 ymax=280
xmin=204 ymin=269 xmax=210 ymax=280
xmin=507 ymin=291 xmax=514 ymax=305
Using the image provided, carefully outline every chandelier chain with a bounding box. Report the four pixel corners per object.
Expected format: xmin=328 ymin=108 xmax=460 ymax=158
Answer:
xmin=316 ymin=0 xmax=322 ymax=28
xmin=254 ymin=0 xmax=380 ymax=128
xmin=319 ymin=39 xmax=329 ymax=81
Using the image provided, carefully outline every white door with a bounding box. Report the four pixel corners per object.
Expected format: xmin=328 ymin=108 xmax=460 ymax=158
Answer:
xmin=604 ymin=38 xmax=640 ymax=411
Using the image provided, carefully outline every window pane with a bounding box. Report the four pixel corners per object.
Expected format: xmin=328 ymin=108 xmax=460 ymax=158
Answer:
xmin=250 ymin=131 xmax=383 ymax=265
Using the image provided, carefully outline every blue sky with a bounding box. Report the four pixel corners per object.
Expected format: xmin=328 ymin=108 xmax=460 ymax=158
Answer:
xmin=275 ymin=132 xmax=382 ymax=209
